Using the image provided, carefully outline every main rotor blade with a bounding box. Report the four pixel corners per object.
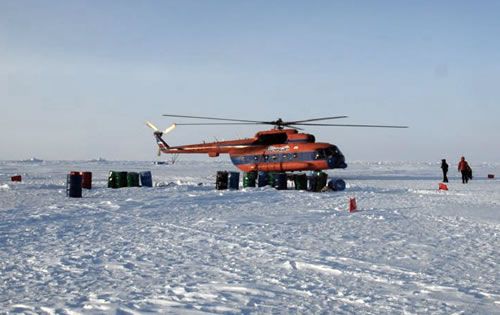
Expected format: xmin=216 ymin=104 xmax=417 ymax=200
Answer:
xmin=173 ymin=123 xmax=264 ymax=125
xmin=286 ymin=116 xmax=348 ymax=124
xmin=293 ymin=123 xmax=408 ymax=128
xmin=162 ymin=114 xmax=266 ymax=124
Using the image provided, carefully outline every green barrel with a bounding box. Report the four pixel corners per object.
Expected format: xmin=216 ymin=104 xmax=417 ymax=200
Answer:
xmin=127 ymin=172 xmax=140 ymax=187
xmin=108 ymin=171 xmax=118 ymax=188
xmin=116 ymin=171 xmax=128 ymax=188
xmin=243 ymin=172 xmax=257 ymax=188
xmin=268 ymin=172 xmax=277 ymax=188
xmin=294 ymin=173 xmax=308 ymax=190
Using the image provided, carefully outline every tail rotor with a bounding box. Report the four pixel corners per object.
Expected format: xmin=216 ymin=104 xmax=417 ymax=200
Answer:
xmin=146 ymin=121 xmax=176 ymax=156
xmin=146 ymin=121 xmax=176 ymax=135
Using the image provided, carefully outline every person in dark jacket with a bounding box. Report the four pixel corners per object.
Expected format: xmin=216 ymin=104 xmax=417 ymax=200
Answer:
xmin=441 ymin=159 xmax=449 ymax=182
xmin=457 ymin=156 xmax=470 ymax=184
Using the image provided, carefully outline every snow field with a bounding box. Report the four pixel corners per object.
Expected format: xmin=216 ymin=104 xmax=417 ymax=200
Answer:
xmin=0 ymin=160 xmax=499 ymax=314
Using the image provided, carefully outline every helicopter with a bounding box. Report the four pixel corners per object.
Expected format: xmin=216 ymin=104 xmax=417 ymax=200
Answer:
xmin=146 ymin=114 xmax=408 ymax=173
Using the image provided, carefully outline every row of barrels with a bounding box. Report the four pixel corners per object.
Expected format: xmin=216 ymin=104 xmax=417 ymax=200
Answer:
xmin=216 ymin=171 xmax=346 ymax=192
xmin=66 ymin=171 xmax=92 ymax=198
xmin=107 ymin=171 xmax=152 ymax=188
xmin=66 ymin=171 xmax=153 ymax=198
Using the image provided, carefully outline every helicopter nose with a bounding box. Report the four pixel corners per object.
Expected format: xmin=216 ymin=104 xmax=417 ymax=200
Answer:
xmin=337 ymin=154 xmax=347 ymax=169
xmin=327 ymin=152 xmax=347 ymax=169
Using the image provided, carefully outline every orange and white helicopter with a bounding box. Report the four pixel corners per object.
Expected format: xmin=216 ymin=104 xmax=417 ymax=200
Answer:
xmin=146 ymin=114 xmax=407 ymax=173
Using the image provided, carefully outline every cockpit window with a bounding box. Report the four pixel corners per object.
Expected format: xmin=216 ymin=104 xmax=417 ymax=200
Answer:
xmin=325 ymin=146 xmax=339 ymax=156
xmin=315 ymin=149 xmax=326 ymax=159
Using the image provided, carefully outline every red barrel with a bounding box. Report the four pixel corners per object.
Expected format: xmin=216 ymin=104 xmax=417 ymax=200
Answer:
xmin=11 ymin=175 xmax=22 ymax=182
xmin=81 ymin=172 xmax=92 ymax=189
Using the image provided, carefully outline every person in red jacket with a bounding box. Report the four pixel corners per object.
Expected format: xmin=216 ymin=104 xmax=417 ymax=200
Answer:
xmin=457 ymin=156 xmax=470 ymax=184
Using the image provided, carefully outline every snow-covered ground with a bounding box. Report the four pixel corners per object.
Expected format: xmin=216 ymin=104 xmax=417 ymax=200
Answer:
xmin=0 ymin=160 xmax=499 ymax=314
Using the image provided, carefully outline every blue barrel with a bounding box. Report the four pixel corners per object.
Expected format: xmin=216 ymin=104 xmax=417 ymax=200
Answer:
xmin=229 ymin=172 xmax=240 ymax=190
xmin=66 ymin=173 xmax=82 ymax=198
xmin=257 ymin=171 xmax=268 ymax=187
xmin=140 ymin=171 xmax=153 ymax=187
xmin=328 ymin=178 xmax=346 ymax=191
xmin=273 ymin=173 xmax=287 ymax=190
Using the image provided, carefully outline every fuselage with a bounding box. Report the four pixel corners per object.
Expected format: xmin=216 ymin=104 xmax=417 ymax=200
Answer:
xmin=228 ymin=142 xmax=346 ymax=172
xmin=156 ymin=128 xmax=347 ymax=172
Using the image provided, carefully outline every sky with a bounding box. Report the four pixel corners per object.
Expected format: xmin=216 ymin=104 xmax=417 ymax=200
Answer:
xmin=1 ymin=0 xmax=499 ymax=162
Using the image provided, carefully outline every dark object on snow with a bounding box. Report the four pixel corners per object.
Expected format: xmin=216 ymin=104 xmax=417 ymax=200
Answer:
xmin=308 ymin=174 xmax=318 ymax=191
xmin=81 ymin=172 xmax=92 ymax=189
xmin=243 ymin=172 xmax=257 ymax=188
xmin=466 ymin=165 xmax=473 ymax=180
xmin=108 ymin=171 xmax=118 ymax=188
xmin=257 ymin=171 xmax=268 ymax=187
xmin=116 ymin=172 xmax=128 ymax=188
xmin=488 ymin=174 xmax=495 ymax=179
xmin=309 ymin=171 xmax=328 ymax=192
xmin=272 ymin=172 xmax=287 ymax=190
xmin=108 ymin=171 xmax=128 ymax=188
xmin=216 ymin=171 xmax=229 ymax=190
xmin=328 ymin=178 xmax=346 ymax=191
xmin=67 ymin=173 xmax=82 ymax=198
xmin=267 ymin=172 xmax=277 ymax=187
xmin=11 ymin=175 xmax=22 ymax=182
xmin=349 ymin=197 xmax=357 ymax=212
xmin=294 ymin=173 xmax=308 ymax=190
xmin=441 ymin=159 xmax=449 ymax=183
xmin=229 ymin=172 xmax=240 ymax=190
xmin=140 ymin=171 xmax=153 ymax=187
xmin=127 ymin=172 xmax=140 ymax=187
